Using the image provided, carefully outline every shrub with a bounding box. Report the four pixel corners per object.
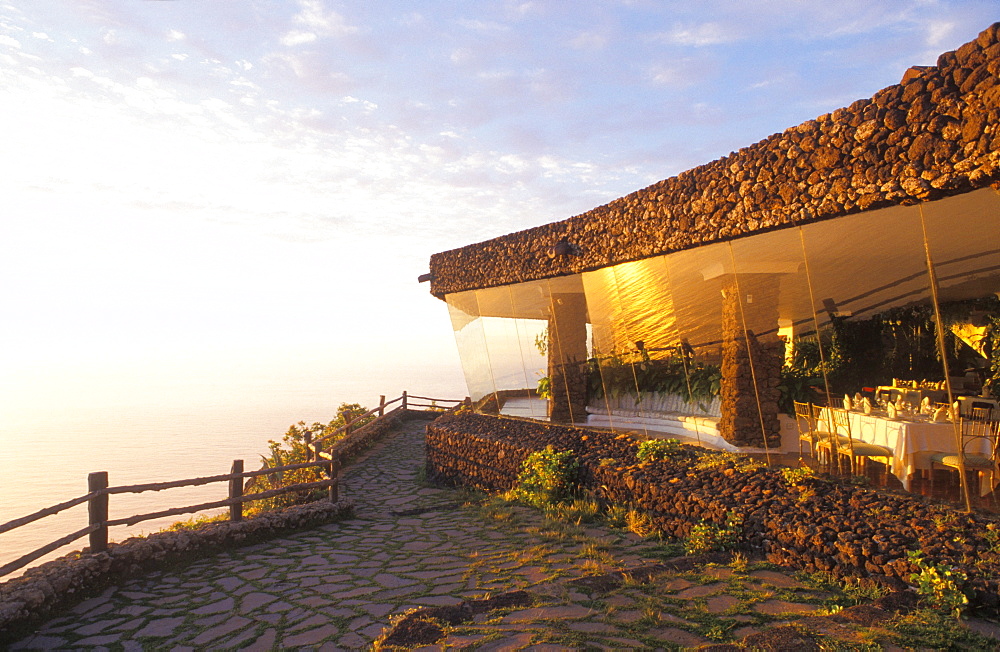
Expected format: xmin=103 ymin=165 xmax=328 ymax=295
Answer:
xmin=506 ymin=446 xmax=579 ymax=508
xmin=245 ymin=402 xmax=370 ymax=515
xmin=636 ymin=438 xmax=683 ymax=462
xmin=684 ymin=511 xmax=743 ymax=555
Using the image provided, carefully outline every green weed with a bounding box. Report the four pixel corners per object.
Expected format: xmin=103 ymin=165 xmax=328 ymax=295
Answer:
xmin=636 ymin=438 xmax=683 ymax=462
xmin=684 ymin=512 xmax=743 ymax=555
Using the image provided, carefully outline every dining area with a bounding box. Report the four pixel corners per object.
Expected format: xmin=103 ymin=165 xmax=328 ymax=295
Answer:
xmin=794 ymin=382 xmax=1000 ymax=508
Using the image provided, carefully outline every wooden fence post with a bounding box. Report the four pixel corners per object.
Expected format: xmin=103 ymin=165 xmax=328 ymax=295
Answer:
xmin=402 ymin=390 xmax=408 ymax=410
xmin=378 ymin=395 xmax=386 ymax=417
xmin=229 ymin=460 xmax=244 ymax=522
xmin=328 ymin=454 xmax=340 ymax=503
xmin=88 ymin=472 xmax=108 ymax=553
xmin=304 ymin=430 xmax=315 ymax=461
xmin=343 ymin=412 xmax=353 ymax=437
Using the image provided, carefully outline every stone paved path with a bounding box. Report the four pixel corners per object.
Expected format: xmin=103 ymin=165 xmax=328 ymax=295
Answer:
xmin=16 ymin=417 xmax=992 ymax=650
xmin=9 ymin=418 xmax=664 ymax=650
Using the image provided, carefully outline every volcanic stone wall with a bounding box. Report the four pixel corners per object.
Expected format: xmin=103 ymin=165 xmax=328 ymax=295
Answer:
xmin=429 ymin=23 xmax=1000 ymax=299
xmin=427 ymin=411 xmax=1000 ymax=613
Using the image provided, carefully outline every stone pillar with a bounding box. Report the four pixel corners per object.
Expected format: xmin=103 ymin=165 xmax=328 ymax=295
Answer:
xmin=718 ymin=275 xmax=784 ymax=448
xmin=548 ymin=292 xmax=589 ymax=423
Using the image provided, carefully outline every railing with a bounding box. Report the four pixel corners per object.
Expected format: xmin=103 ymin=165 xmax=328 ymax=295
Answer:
xmin=308 ymin=392 xmax=466 ymax=459
xmin=0 ymin=393 xmax=466 ymax=579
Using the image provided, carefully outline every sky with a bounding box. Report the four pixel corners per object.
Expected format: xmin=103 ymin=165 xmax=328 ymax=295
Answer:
xmin=0 ymin=0 xmax=997 ymax=421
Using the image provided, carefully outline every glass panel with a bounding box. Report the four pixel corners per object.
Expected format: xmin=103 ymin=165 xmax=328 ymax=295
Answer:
xmin=474 ymin=285 xmax=534 ymax=416
xmin=798 ymin=201 xmax=941 ymax=483
xmin=920 ymin=188 xmax=1000 ymax=508
xmin=504 ymin=282 xmax=551 ymax=419
xmin=445 ymin=290 xmax=494 ymax=404
xmin=667 ymin=242 xmax=730 ymax=447
xmin=918 ymin=187 xmax=1000 ymax=402
xmin=800 ymin=204 xmax=938 ymax=395
xmin=581 ymin=264 xmax=647 ymax=433
xmin=542 ymin=275 xmax=590 ymax=423
xmin=728 ymin=227 xmax=812 ymax=456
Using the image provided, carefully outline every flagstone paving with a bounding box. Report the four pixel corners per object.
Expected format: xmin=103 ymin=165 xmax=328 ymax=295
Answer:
xmin=11 ymin=417 xmax=997 ymax=650
xmin=9 ymin=418 xmax=659 ymax=650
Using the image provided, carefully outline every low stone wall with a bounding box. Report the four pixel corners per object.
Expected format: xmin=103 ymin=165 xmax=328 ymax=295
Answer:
xmin=426 ymin=411 xmax=1000 ymax=614
xmin=331 ymin=408 xmax=409 ymax=460
xmin=429 ymin=23 xmax=1000 ymax=298
xmin=0 ymin=500 xmax=354 ymax=643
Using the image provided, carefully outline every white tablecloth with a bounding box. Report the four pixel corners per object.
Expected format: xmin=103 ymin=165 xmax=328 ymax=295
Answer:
xmin=819 ymin=409 xmax=964 ymax=490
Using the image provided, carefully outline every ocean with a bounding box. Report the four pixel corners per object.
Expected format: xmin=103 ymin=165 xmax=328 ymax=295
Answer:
xmin=0 ymin=371 xmax=467 ymax=579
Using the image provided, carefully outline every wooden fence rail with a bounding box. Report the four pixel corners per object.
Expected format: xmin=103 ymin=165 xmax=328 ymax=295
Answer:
xmin=0 ymin=393 xmax=465 ymax=580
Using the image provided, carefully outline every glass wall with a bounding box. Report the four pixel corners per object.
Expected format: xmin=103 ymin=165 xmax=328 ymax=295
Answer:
xmin=445 ymin=187 xmax=1000 ymax=491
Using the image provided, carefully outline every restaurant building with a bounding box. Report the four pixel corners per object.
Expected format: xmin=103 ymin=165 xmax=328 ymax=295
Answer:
xmin=424 ymin=24 xmax=1000 ymax=479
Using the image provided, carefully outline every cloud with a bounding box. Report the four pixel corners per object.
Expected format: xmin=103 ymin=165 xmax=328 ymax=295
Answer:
xmin=568 ymin=31 xmax=608 ymax=51
xmin=924 ymin=19 xmax=956 ymax=47
xmin=292 ymin=0 xmax=357 ymax=36
xmin=0 ymin=34 xmax=21 ymax=49
xmin=281 ymin=30 xmax=317 ymax=47
xmin=456 ymin=18 xmax=508 ymax=33
xmin=166 ymin=29 xmax=185 ymax=42
xmin=653 ymin=22 xmax=737 ymax=47
xmin=646 ymin=56 xmax=717 ymax=88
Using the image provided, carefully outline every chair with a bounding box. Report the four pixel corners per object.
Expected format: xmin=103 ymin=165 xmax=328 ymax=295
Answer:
xmin=794 ymin=401 xmax=835 ymax=465
xmin=826 ymin=407 xmax=893 ymax=479
xmin=957 ymin=397 xmax=999 ymax=419
xmin=930 ymin=408 xmax=1000 ymax=499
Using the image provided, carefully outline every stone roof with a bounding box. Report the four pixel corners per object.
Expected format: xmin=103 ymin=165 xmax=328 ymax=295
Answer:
xmin=428 ymin=23 xmax=1000 ymax=298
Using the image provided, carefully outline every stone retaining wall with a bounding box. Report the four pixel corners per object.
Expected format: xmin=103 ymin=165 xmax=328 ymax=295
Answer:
xmin=426 ymin=411 xmax=1000 ymax=614
xmin=429 ymin=23 xmax=1000 ymax=298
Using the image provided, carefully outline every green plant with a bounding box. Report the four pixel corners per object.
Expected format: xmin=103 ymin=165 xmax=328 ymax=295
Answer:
xmin=244 ymin=402 xmax=370 ymax=515
xmin=544 ymin=498 xmax=600 ymax=524
xmin=692 ymin=451 xmax=764 ymax=473
xmin=603 ymin=503 xmax=628 ymax=528
xmin=588 ymin=353 xmax=721 ymax=406
xmin=984 ymin=522 xmax=1000 ymax=553
xmin=730 ymin=552 xmax=749 ymax=573
xmin=780 ymin=465 xmax=815 ymax=486
xmin=907 ymin=550 xmax=968 ymax=619
xmin=777 ymin=366 xmax=823 ymax=414
xmin=636 ymin=438 xmax=682 ymax=462
xmin=163 ymin=512 xmax=227 ymax=531
xmin=885 ymin=608 xmax=996 ymax=649
xmin=506 ymin=446 xmax=580 ymax=508
xmin=536 ymin=375 xmax=552 ymax=400
xmin=684 ymin=512 xmax=743 ymax=555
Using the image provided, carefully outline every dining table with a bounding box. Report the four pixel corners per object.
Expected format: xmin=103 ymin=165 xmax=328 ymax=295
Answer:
xmin=817 ymin=407 xmax=983 ymax=491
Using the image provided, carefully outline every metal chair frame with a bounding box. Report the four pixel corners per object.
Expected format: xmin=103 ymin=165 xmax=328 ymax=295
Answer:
xmin=826 ymin=407 xmax=893 ymax=480
xmin=930 ymin=407 xmax=999 ymax=501
xmin=794 ymin=401 xmax=836 ymax=466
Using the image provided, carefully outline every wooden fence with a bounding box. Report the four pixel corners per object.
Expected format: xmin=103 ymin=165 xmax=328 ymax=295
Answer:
xmin=0 ymin=393 xmax=466 ymax=579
